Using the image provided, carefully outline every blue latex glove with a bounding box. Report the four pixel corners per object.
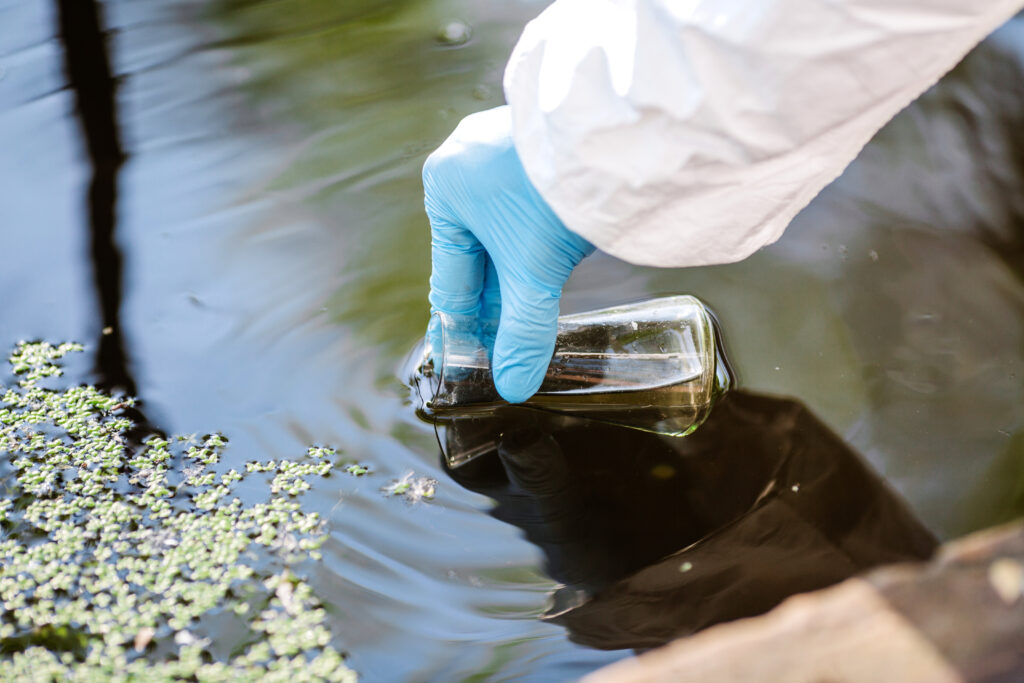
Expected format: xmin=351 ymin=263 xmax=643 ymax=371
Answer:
xmin=423 ymin=106 xmax=594 ymax=403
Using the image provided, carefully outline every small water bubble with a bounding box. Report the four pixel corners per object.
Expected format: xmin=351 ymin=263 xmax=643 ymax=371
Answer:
xmin=910 ymin=310 xmax=938 ymax=324
xmin=679 ymin=561 xmax=693 ymax=573
xmin=436 ymin=21 xmax=471 ymax=47
xmin=791 ymin=483 xmax=800 ymax=493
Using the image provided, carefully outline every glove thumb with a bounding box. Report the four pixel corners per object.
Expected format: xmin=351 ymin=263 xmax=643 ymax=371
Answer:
xmin=491 ymin=281 xmax=560 ymax=404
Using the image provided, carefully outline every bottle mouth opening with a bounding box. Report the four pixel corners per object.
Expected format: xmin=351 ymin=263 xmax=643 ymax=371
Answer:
xmin=425 ymin=311 xmax=446 ymax=407
xmin=426 ymin=310 xmax=501 ymax=412
xmin=399 ymin=338 xmax=440 ymax=416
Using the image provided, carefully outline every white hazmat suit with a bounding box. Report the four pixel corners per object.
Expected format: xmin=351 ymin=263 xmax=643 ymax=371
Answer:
xmin=504 ymin=0 xmax=1024 ymax=267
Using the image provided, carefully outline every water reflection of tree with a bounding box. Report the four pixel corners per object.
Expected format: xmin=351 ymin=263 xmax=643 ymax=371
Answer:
xmin=56 ymin=0 xmax=156 ymax=438
xmin=206 ymin=0 xmax=540 ymax=356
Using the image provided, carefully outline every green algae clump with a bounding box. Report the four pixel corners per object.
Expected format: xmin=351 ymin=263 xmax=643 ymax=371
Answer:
xmin=0 ymin=342 xmax=356 ymax=681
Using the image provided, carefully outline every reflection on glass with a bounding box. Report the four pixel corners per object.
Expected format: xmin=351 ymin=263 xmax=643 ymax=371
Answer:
xmin=444 ymin=391 xmax=938 ymax=650
xmin=405 ymin=296 xmax=732 ymax=447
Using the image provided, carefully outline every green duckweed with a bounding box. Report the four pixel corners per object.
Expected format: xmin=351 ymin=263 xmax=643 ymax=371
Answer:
xmin=382 ymin=472 xmax=437 ymax=502
xmin=0 ymin=342 xmax=357 ymax=681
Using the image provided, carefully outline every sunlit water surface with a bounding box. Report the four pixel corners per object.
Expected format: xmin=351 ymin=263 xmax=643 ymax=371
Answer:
xmin=2 ymin=1 xmax=1023 ymax=679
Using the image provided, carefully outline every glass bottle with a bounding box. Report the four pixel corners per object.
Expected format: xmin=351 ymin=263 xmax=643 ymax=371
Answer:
xmin=403 ymin=295 xmax=732 ymax=440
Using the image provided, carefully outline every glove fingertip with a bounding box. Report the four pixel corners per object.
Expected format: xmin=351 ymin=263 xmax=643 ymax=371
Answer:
xmin=493 ymin=361 xmax=547 ymax=404
xmin=492 ymin=316 xmax=557 ymax=404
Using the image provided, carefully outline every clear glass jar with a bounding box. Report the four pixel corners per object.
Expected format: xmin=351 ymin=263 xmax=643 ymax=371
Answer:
xmin=403 ymin=295 xmax=732 ymax=440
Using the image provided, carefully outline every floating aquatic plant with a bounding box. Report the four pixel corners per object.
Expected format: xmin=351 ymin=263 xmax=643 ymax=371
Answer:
xmin=382 ymin=472 xmax=437 ymax=502
xmin=0 ymin=342 xmax=356 ymax=681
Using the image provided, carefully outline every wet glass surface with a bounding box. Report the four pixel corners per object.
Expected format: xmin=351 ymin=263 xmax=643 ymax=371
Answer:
xmin=1 ymin=1 xmax=1023 ymax=679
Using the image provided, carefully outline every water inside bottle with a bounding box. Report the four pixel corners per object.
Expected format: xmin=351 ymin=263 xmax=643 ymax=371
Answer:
xmin=404 ymin=295 xmax=733 ymax=439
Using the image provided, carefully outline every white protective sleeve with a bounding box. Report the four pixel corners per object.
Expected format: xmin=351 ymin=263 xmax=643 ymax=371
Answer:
xmin=503 ymin=0 xmax=1024 ymax=267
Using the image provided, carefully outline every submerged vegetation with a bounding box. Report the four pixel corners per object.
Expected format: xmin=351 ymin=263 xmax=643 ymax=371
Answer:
xmin=0 ymin=342 xmax=358 ymax=680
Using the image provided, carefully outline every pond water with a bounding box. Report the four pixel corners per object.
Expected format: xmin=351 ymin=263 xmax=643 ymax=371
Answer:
xmin=2 ymin=0 xmax=1023 ymax=680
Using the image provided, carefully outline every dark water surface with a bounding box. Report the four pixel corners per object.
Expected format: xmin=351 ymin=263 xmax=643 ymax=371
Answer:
xmin=2 ymin=1 xmax=1024 ymax=679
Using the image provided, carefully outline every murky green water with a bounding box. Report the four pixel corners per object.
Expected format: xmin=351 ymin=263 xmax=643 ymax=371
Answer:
xmin=2 ymin=0 xmax=1023 ymax=679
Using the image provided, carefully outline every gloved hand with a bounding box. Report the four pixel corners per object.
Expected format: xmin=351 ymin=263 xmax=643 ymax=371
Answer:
xmin=423 ymin=105 xmax=594 ymax=403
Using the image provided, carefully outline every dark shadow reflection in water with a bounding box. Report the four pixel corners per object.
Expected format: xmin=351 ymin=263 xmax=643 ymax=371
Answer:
xmin=55 ymin=0 xmax=128 ymax=393
xmin=51 ymin=0 xmax=166 ymax=446
xmin=445 ymin=391 xmax=938 ymax=650
xmin=54 ymin=0 xmax=161 ymax=442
